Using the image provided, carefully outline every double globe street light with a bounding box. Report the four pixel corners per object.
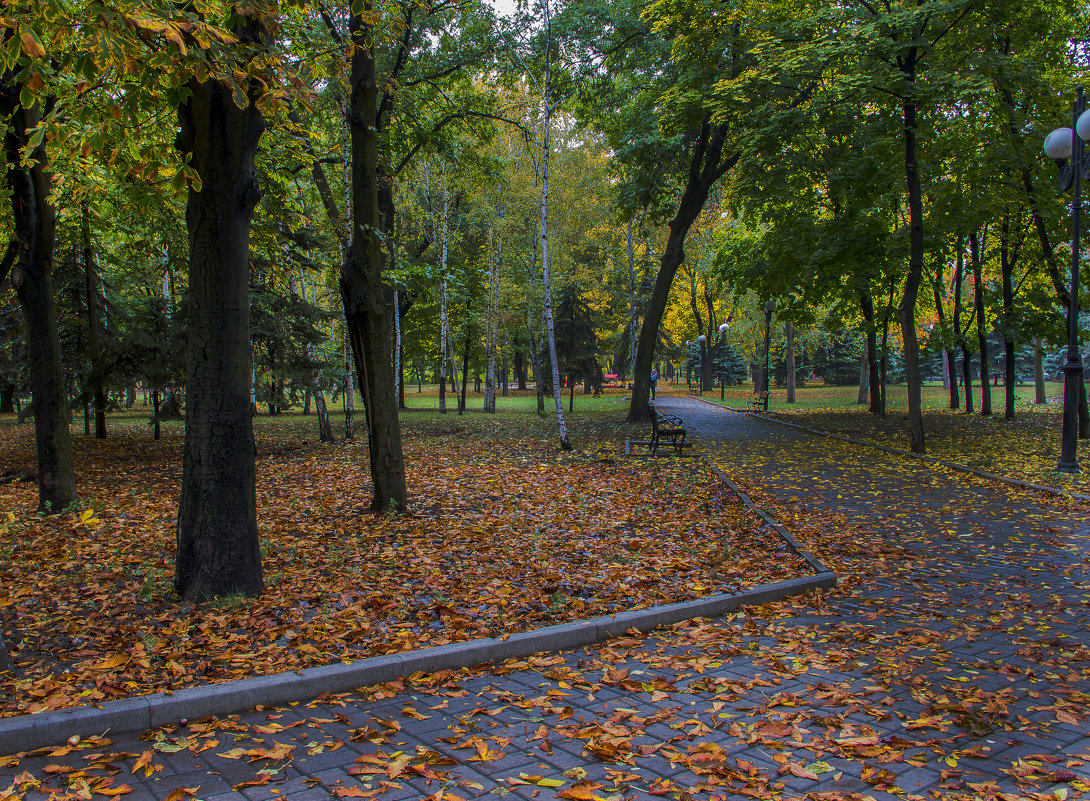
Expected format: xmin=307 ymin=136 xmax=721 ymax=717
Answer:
xmin=1043 ymin=87 xmax=1090 ymax=471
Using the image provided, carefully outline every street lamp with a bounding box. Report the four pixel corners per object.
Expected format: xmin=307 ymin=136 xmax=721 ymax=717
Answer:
xmin=697 ymin=334 xmax=708 ymax=392
xmin=763 ymin=300 xmax=777 ymax=394
xmin=685 ymin=340 xmax=692 ymax=391
xmin=1043 ymin=87 xmax=1090 ymax=471
xmin=718 ymin=322 xmax=730 ymax=400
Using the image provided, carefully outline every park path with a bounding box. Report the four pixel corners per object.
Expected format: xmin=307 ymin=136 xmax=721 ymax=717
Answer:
xmin=3 ymin=397 xmax=1090 ymax=801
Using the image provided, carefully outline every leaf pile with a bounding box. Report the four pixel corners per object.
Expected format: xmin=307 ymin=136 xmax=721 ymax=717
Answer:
xmin=0 ymin=414 xmax=808 ymax=716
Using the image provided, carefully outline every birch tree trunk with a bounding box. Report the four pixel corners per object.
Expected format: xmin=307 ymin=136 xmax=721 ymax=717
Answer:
xmin=484 ymin=222 xmax=500 ymax=414
xmin=344 ymin=338 xmax=354 ymax=439
xmin=538 ymin=19 xmax=570 ymax=451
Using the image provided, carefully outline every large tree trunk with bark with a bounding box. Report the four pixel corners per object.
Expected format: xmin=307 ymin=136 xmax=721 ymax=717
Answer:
xmin=0 ymin=86 xmax=77 ymax=513
xmin=174 ymin=49 xmax=265 ymax=600
xmin=1022 ymin=167 xmax=1089 ymax=436
xmin=899 ymin=95 xmax=925 ymax=454
xmin=342 ymin=9 xmax=407 ymax=511
xmin=627 ymin=119 xmax=736 ymax=421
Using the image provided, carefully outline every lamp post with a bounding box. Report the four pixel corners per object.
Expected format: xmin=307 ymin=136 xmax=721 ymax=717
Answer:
xmin=1044 ymin=87 xmax=1090 ymax=472
xmin=763 ymin=300 xmax=776 ymax=394
xmin=718 ymin=322 xmax=730 ymax=400
xmin=685 ymin=340 xmax=692 ymax=391
xmin=697 ymin=334 xmax=707 ymax=393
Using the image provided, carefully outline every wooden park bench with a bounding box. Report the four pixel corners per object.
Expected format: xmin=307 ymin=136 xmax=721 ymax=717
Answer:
xmin=745 ymin=391 xmax=771 ymax=412
xmin=647 ymin=401 xmax=689 ymax=455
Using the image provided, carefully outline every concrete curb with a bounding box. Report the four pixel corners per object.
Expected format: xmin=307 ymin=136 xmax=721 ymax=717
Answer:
xmin=704 ymin=459 xmax=832 ymax=576
xmin=688 ymin=395 xmax=1090 ymax=503
xmin=0 ymin=578 xmax=834 ymax=756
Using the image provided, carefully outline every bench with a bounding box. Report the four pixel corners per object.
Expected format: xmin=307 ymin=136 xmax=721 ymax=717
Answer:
xmin=647 ymin=402 xmax=689 ymax=455
xmin=746 ymin=391 xmax=770 ymax=412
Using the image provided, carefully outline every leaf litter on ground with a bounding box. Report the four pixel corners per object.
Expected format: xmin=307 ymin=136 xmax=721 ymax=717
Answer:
xmin=0 ymin=411 xmax=808 ymax=717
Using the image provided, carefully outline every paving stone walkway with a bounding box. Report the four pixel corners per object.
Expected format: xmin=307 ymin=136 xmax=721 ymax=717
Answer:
xmin=3 ymin=397 xmax=1089 ymax=801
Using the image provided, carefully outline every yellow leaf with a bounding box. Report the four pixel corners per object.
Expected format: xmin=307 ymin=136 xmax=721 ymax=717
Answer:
xmin=536 ymin=778 xmax=565 ymax=787
xmin=217 ymin=748 xmax=250 ymax=760
xmin=88 ymin=653 xmax=129 ymax=671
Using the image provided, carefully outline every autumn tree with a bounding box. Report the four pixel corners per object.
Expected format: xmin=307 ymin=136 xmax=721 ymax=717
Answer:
xmin=174 ymin=8 xmax=279 ymax=600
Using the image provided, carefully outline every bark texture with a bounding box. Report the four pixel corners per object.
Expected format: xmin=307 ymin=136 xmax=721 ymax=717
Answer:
xmin=174 ymin=49 xmax=265 ymax=600
xmin=899 ymin=94 xmax=925 ymax=453
xmin=342 ymin=11 xmax=407 ymax=510
xmin=0 ymin=85 xmax=77 ymax=513
xmin=627 ymin=118 xmax=737 ymax=421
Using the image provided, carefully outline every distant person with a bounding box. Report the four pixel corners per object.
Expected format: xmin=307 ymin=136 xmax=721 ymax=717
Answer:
xmin=650 ymin=368 xmax=659 ymax=399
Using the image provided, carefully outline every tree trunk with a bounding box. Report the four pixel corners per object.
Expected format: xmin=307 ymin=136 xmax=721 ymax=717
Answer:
xmin=484 ymin=222 xmax=500 ymax=413
xmin=152 ymin=389 xmax=160 ymax=441
xmin=538 ymin=35 xmax=570 ymax=450
xmin=860 ymin=292 xmax=881 ymax=414
xmin=82 ymin=203 xmax=107 ymax=439
xmin=1022 ymin=167 xmax=1088 ymax=437
xmin=1034 ymin=338 xmax=1046 ymax=404
xmin=899 ymin=94 xmax=925 ymax=453
xmin=502 ymin=357 xmax=509 ymax=397
xmin=931 ymin=259 xmax=959 ymax=410
xmin=296 ymin=273 xmax=333 ymax=442
xmin=953 ymin=238 xmax=973 ymax=413
xmin=437 ymin=177 xmax=450 ymax=414
xmin=342 ymin=7 xmax=407 ymax=510
xmin=459 ymin=328 xmax=469 ymax=415
xmin=857 ymin=347 xmax=869 ymax=405
xmin=969 ymin=231 xmax=991 ymax=416
xmin=879 ymin=311 xmax=889 ymax=417
xmin=626 ymin=219 xmax=638 ymax=381
xmin=0 ymin=86 xmax=77 ymax=513
xmin=628 ymin=118 xmax=736 ymax=421
xmin=784 ymin=321 xmax=796 ymax=403
xmin=393 ymin=289 xmax=403 ymax=410
xmin=343 ymin=339 xmax=354 ymax=439
xmin=174 ymin=42 xmax=265 ymax=600
xmin=1000 ymin=214 xmax=1017 ymax=420
xmin=0 ymin=385 xmax=14 ymax=414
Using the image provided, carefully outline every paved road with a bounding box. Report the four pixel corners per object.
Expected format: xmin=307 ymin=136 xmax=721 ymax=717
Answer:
xmin=3 ymin=398 xmax=1089 ymax=800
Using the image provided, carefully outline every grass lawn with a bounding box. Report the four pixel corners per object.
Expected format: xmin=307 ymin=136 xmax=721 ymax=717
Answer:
xmin=688 ymin=381 xmax=1090 ymax=492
